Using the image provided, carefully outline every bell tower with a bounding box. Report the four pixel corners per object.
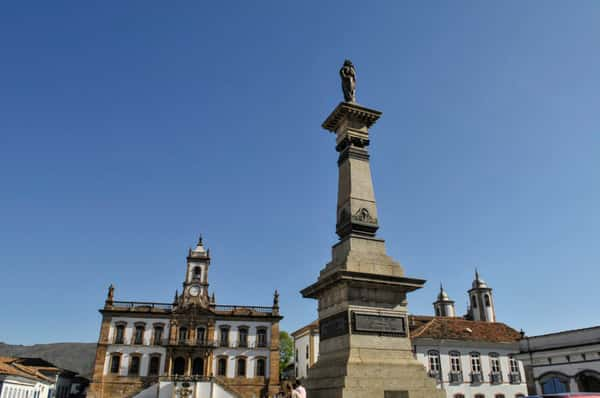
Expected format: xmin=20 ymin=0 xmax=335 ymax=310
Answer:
xmin=180 ymin=236 xmax=210 ymax=308
xmin=433 ymin=283 xmax=456 ymax=317
xmin=467 ymin=269 xmax=496 ymax=322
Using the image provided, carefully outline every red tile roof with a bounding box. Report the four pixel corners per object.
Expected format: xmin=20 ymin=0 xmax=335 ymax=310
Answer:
xmin=0 ymin=357 xmax=56 ymax=383
xmin=409 ymin=316 xmax=521 ymax=343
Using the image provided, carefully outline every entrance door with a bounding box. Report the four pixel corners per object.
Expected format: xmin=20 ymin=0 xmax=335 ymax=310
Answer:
xmin=192 ymin=357 xmax=204 ymax=376
xmin=173 ymin=357 xmax=186 ymax=375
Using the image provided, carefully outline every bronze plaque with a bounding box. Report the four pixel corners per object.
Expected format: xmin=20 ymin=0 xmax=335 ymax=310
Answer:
xmin=384 ymin=391 xmax=408 ymax=398
xmin=319 ymin=311 xmax=349 ymax=340
xmin=352 ymin=312 xmax=406 ymax=336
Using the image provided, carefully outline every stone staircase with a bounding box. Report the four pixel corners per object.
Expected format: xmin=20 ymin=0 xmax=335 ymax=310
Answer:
xmin=131 ymin=379 xmax=242 ymax=398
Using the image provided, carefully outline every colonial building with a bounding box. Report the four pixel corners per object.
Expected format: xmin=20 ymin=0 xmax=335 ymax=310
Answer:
xmin=290 ymin=321 xmax=318 ymax=380
xmin=88 ymin=237 xmax=282 ymax=398
xmin=0 ymin=357 xmax=53 ymax=398
xmin=0 ymin=357 xmax=83 ymax=398
xmin=514 ymin=326 xmax=600 ymax=395
xmin=294 ymin=271 xmax=529 ymax=398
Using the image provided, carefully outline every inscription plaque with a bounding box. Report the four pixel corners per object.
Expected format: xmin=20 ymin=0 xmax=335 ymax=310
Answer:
xmin=352 ymin=312 xmax=407 ymax=336
xmin=384 ymin=391 xmax=408 ymax=398
xmin=319 ymin=311 xmax=349 ymax=340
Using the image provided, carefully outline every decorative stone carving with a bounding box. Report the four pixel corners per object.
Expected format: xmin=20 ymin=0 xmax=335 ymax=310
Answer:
xmin=352 ymin=208 xmax=377 ymax=224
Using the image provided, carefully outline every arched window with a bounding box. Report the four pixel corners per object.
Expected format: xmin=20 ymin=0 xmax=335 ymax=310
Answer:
xmin=495 ymin=395 xmax=505 ymax=398
xmin=148 ymin=356 xmax=161 ymax=376
xmin=435 ymin=307 xmax=441 ymax=316
xmin=193 ymin=267 xmax=201 ymax=280
xmin=515 ymin=395 xmax=525 ymax=398
xmin=236 ymin=357 xmax=247 ymax=377
xmin=110 ymin=354 xmax=121 ymax=374
xmin=484 ymin=294 xmax=491 ymax=307
xmin=129 ymin=355 xmax=141 ymax=376
xmin=428 ymin=350 xmax=441 ymax=379
xmin=238 ymin=327 xmax=249 ymax=347
xmin=192 ymin=357 xmax=204 ymax=376
xmin=256 ymin=358 xmax=266 ymax=377
xmin=471 ymin=295 xmax=478 ymax=308
xmin=576 ymin=370 xmax=600 ymax=392
xmin=540 ymin=373 xmax=570 ymax=394
xmin=454 ymin=395 xmax=465 ymax=398
xmin=257 ymin=328 xmax=268 ymax=347
xmin=179 ymin=327 xmax=188 ymax=344
xmin=173 ymin=357 xmax=186 ymax=376
xmin=217 ymin=357 xmax=227 ymax=376
xmin=474 ymin=395 xmax=485 ymax=398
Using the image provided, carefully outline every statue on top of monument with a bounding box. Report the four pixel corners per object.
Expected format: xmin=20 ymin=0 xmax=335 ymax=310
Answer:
xmin=340 ymin=59 xmax=356 ymax=103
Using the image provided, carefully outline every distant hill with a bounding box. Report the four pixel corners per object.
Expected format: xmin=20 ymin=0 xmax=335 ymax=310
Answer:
xmin=0 ymin=342 xmax=97 ymax=378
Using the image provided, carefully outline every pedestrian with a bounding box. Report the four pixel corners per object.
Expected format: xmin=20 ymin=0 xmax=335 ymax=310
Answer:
xmin=295 ymin=379 xmax=306 ymax=398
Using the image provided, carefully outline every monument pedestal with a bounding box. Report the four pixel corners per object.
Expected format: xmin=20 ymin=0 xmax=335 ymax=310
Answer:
xmin=301 ymin=98 xmax=444 ymax=398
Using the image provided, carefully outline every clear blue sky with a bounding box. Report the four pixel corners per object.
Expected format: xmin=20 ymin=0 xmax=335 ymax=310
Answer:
xmin=1 ymin=2 xmax=598 ymax=345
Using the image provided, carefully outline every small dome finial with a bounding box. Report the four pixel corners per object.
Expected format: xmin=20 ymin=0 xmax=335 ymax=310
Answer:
xmin=437 ymin=283 xmax=450 ymax=301
xmin=198 ymin=234 xmax=203 ymax=245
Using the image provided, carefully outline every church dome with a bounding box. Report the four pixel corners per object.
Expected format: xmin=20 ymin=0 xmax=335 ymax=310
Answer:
xmin=437 ymin=284 xmax=451 ymax=301
xmin=472 ymin=270 xmax=488 ymax=289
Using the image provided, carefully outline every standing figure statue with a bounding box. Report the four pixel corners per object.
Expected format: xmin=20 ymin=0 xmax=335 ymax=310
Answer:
xmin=340 ymin=59 xmax=356 ymax=103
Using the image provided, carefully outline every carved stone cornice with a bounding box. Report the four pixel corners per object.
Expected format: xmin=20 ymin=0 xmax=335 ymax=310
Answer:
xmin=322 ymin=102 xmax=382 ymax=133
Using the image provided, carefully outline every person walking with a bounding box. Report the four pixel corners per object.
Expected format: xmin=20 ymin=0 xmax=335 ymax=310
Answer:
xmin=295 ymin=380 xmax=306 ymax=398
xmin=291 ymin=384 xmax=301 ymax=398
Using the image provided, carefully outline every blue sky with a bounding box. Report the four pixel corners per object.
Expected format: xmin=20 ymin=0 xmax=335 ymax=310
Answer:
xmin=1 ymin=2 xmax=598 ymax=345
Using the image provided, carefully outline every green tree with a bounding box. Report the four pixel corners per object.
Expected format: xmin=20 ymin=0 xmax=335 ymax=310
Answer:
xmin=279 ymin=331 xmax=294 ymax=375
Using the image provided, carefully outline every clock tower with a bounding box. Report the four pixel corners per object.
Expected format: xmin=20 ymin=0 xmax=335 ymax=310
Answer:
xmin=180 ymin=236 xmax=211 ymax=308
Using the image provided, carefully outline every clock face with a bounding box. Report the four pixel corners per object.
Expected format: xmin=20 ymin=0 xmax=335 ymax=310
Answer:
xmin=189 ymin=286 xmax=200 ymax=297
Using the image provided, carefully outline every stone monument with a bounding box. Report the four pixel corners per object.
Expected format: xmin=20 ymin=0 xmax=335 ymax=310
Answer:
xmin=301 ymin=61 xmax=445 ymax=398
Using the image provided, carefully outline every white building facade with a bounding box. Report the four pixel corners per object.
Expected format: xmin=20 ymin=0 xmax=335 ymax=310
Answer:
xmin=413 ymin=332 xmax=527 ymax=398
xmin=0 ymin=376 xmax=51 ymax=398
xmin=515 ymin=326 xmax=600 ymax=395
xmin=291 ymin=321 xmax=318 ymax=380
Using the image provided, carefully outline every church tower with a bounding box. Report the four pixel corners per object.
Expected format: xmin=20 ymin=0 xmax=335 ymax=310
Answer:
xmin=433 ymin=283 xmax=456 ymax=317
xmin=179 ymin=236 xmax=211 ymax=308
xmin=467 ymin=270 xmax=496 ymax=322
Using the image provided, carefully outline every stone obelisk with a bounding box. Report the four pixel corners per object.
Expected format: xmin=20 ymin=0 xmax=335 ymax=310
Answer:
xmin=301 ymin=61 xmax=444 ymax=398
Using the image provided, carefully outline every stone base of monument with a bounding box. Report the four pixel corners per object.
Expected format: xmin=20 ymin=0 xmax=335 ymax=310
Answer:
xmin=305 ymin=337 xmax=444 ymax=398
xmin=302 ymin=238 xmax=445 ymax=398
